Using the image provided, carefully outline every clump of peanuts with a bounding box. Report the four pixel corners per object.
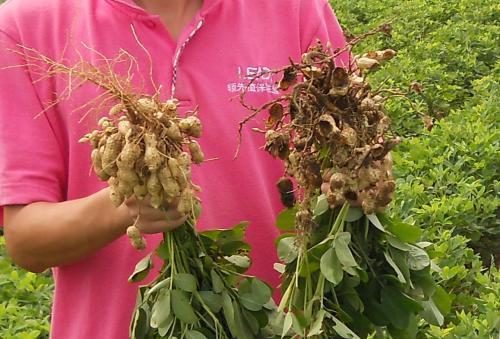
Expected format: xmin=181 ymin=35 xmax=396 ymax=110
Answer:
xmin=80 ymin=97 xmax=204 ymax=249
xmin=244 ymin=40 xmax=401 ymax=223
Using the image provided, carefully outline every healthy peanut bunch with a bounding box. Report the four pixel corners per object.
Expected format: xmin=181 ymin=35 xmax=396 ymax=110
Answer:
xmin=80 ymin=97 xmax=204 ymax=249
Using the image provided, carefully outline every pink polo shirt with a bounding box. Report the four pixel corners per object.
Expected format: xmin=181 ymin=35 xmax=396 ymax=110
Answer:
xmin=0 ymin=0 xmax=348 ymax=337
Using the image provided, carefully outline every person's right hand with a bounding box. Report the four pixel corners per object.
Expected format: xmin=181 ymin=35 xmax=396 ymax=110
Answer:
xmin=121 ymin=195 xmax=188 ymax=234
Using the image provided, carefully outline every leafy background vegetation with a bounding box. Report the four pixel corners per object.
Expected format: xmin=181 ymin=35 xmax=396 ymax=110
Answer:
xmin=0 ymin=0 xmax=498 ymax=337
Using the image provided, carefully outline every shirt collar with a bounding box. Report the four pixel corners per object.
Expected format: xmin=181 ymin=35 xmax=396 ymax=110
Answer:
xmin=107 ymin=0 xmax=223 ymax=18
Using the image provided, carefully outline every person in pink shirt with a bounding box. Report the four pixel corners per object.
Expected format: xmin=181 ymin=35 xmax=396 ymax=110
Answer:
xmin=0 ymin=0 xmax=349 ymax=337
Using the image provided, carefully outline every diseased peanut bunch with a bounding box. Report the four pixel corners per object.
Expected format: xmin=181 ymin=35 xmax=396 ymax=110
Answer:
xmin=263 ymin=42 xmax=400 ymax=221
xmin=80 ymin=97 xmax=204 ymax=249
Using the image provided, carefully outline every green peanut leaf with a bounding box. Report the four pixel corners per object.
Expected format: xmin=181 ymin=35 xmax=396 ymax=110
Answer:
xmin=186 ymin=330 xmax=207 ymax=339
xmin=329 ymin=314 xmax=360 ymax=339
xmin=408 ymin=245 xmax=431 ymax=270
xmin=156 ymin=241 xmax=169 ymax=260
xmin=320 ymin=247 xmax=343 ymax=285
xmin=150 ymin=289 xmax=171 ymax=329
xmin=128 ymin=254 xmax=153 ymax=283
xmin=378 ymin=213 xmax=422 ymax=243
xmin=220 ymin=241 xmax=251 ymax=255
xmin=381 ymin=288 xmax=423 ymax=330
xmin=345 ymin=206 xmax=363 ymax=222
xmin=276 ymin=208 xmax=297 ymax=231
xmin=334 ymin=232 xmax=359 ymax=268
xmin=282 ymin=312 xmax=293 ymax=338
xmin=239 ymin=278 xmax=272 ymax=311
xmin=210 ymin=269 xmax=224 ymax=294
xmin=278 ymin=236 xmax=298 ymax=264
xmin=199 ymin=291 xmax=222 ymax=313
xmin=367 ymin=214 xmax=386 ymax=232
xmin=174 ymin=273 xmax=197 ymax=293
xmin=145 ymin=277 xmax=171 ymax=298
xmin=313 ymin=194 xmax=329 ymax=216
xmin=171 ymin=290 xmax=197 ymax=324
xmin=384 ymin=251 xmax=407 ymax=284
xmin=420 ymin=300 xmax=444 ymax=326
xmin=308 ymin=309 xmax=326 ymax=336
xmin=130 ymin=306 xmax=149 ymax=339
xmin=224 ymin=255 xmax=251 ymax=268
xmin=432 ymin=286 xmax=452 ymax=316
xmin=234 ymin=302 xmax=254 ymax=339
xmin=221 ymin=291 xmax=237 ymax=337
xmin=387 ymin=234 xmax=413 ymax=251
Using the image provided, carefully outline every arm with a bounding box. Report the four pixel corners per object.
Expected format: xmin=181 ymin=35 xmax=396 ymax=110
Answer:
xmin=4 ymin=189 xmax=186 ymax=273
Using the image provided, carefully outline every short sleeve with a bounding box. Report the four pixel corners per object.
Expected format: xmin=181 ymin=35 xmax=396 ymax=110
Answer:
xmin=299 ymin=0 xmax=351 ymax=68
xmin=0 ymin=31 xmax=66 ymax=225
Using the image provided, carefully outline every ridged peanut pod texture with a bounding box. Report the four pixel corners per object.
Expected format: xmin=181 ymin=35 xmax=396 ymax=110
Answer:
xmin=80 ymin=98 xmax=204 ymax=250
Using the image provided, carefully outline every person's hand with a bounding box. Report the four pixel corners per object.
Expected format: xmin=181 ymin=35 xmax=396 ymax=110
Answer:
xmin=122 ymin=195 xmax=188 ymax=234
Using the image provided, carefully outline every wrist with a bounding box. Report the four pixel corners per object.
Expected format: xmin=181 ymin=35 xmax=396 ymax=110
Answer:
xmin=90 ymin=188 xmax=132 ymax=237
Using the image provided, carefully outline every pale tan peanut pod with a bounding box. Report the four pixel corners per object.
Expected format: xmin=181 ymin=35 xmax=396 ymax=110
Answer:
xmin=136 ymin=97 xmax=158 ymax=115
xmin=91 ymin=148 xmax=110 ymax=181
xmin=102 ymin=133 xmax=123 ymax=176
xmin=157 ymin=140 xmax=167 ymax=155
xmin=108 ymin=177 xmax=124 ymax=206
xmin=98 ymin=134 xmax=108 ymax=148
xmin=167 ymin=158 xmax=181 ymax=179
xmin=177 ymin=151 xmax=192 ymax=168
xmin=98 ymin=116 xmax=111 ymax=127
xmin=120 ymin=141 xmax=141 ymax=169
xmin=88 ymin=130 xmax=101 ymax=148
xmin=356 ymin=57 xmax=379 ymax=70
xmin=174 ymin=156 xmax=191 ymax=190
xmin=133 ymin=184 xmax=148 ymax=200
xmin=118 ymin=120 xmax=131 ymax=136
xmin=176 ymin=152 xmax=192 ymax=183
xmin=376 ymin=49 xmax=396 ymax=61
xmin=349 ymin=74 xmax=364 ymax=86
xmin=150 ymin=191 xmax=163 ymax=209
xmin=126 ymin=225 xmax=141 ymax=240
xmin=188 ymin=140 xmax=205 ymax=164
xmin=154 ymin=111 xmax=168 ymax=123
xmin=177 ymin=189 xmax=193 ymax=215
xmin=131 ymin=237 xmax=147 ymax=251
xmin=165 ymin=123 xmax=183 ymax=142
xmin=163 ymin=99 xmax=178 ymax=113
xmin=159 ymin=169 xmax=181 ymax=202
xmin=158 ymin=165 xmax=180 ymax=198
xmin=78 ymin=133 xmax=93 ymax=144
xmin=109 ymin=103 xmax=125 ymax=116
xmin=117 ymin=179 xmax=134 ymax=198
xmin=146 ymin=171 xmax=162 ymax=196
xmin=178 ymin=116 xmax=202 ymax=137
xmin=116 ymin=162 xmax=140 ymax=187
xmin=144 ymin=132 xmax=162 ymax=171
xmin=159 ymin=169 xmax=182 ymax=202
